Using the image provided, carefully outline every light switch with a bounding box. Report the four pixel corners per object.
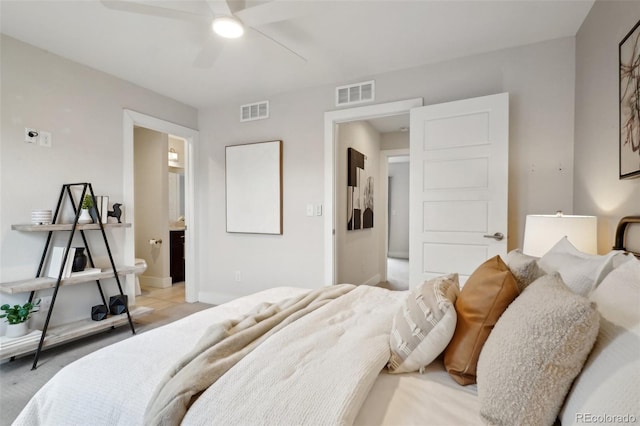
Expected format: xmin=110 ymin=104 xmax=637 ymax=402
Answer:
xmin=315 ymin=204 xmax=323 ymax=216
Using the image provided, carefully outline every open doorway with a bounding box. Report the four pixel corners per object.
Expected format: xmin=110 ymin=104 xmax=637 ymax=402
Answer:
xmin=132 ymin=129 xmax=187 ymax=293
xmin=324 ymin=98 xmax=422 ymax=287
xmin=384 ymin=154 xmax=409 ymax=290
xmin=122 ymin=110 xmax=198 ymax=304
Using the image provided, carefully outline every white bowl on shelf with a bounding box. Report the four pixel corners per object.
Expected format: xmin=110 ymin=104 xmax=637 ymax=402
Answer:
xmin=31 ymin=210 xmax=52 ymax=225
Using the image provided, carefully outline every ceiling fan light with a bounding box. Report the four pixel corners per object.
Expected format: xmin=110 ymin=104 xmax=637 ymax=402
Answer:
xmin=212 ymin=16 xmax=244 ymax=39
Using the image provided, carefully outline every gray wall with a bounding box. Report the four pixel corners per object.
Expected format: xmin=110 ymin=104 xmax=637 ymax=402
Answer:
xmin=388 ymin=161 xmax=410 ymax=259
xmin=0 ymin=35 xmax=197 ymax=328
xmin=574 ymin=0 xmax=640 ymax=253
xmin=197 ymin=36 xmax=577 ymax=303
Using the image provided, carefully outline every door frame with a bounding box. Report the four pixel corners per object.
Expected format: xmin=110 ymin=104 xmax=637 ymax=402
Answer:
xmin=323 ymin=98 xmax=423 ymax=285
xmin=123 ymin=109 xmax=199 ymax=303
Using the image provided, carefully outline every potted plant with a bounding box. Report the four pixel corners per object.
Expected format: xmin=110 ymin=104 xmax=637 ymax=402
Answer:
xmin=78 ymin=194 xmax=94 ymax=224
xmin=1 ymin=300 xmax=40 ymax=338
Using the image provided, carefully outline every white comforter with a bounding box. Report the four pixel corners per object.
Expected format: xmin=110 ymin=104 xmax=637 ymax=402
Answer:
xmin=14 ymin=286 xmax=412 ymax=426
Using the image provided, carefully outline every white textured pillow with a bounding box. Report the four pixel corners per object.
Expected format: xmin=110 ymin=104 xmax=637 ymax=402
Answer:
xmin=538 ymin=237 xmax=616 ymax=296
xmin=505 ymin=249 xmax=545 ymax=292
xmin=560 ymin=256 xmax=640 ymax=425
xmin=388 ymin=273 xmax=459 ymax=374
xmin=477 ymin=273 xmax=599 ymax=426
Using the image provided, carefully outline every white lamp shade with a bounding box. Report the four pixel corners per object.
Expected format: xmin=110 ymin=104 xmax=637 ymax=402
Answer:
xmin=523 ymin=214 xmax=597 ymax=257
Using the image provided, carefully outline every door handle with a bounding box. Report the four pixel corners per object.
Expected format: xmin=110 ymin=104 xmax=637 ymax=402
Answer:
xmin=483 ymin=232 xmax=504 ymax=241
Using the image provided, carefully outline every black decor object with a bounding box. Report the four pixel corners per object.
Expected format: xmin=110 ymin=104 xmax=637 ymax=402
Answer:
xmin=71 ymin=247 xmax=88 ymax=272
xmin=91 ymin=304 xmax=108 ymax=321
xmin=107 ymin=203 xmax=123 ymax=223
xmin=109 ymin=294 xmax=128 ymax=315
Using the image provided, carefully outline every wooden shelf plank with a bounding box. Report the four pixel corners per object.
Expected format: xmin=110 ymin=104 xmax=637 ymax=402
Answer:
xmin=0 ymin=264 xmax=145 ymax=294
xmin=11 ymin=223 xmax=131 ymax=232
xmin=0 ymin=306 xmax=154 ymax=360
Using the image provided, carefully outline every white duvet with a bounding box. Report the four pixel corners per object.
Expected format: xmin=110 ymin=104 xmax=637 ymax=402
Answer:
xmin=14 ymin=285 xmax=482 ymax=426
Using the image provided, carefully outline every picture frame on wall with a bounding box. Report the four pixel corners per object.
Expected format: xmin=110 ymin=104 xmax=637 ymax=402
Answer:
xmin=619 ymin=18 xmax=640 ymax=179
xmin=225 ymin=140 xmax=283 ymax=234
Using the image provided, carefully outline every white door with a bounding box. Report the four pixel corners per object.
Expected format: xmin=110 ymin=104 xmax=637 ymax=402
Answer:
xmin=409 ymin=93 xmax=509 ymax=288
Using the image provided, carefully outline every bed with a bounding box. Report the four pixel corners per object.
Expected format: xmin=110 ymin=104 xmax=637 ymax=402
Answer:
xmin=13 ymin=217 xmax=640 ymax=426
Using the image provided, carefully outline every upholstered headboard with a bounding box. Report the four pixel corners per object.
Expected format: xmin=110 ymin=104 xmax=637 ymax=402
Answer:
xmin=613 ymin=216 xmax=640 ymax=257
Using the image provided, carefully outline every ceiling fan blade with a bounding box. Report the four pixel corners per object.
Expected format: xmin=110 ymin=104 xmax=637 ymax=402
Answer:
xmin=193 ymin=37 xmax=224 ymax=68
xmin=101 ymin=0 xmax=210 ymax=23
xmin=236 ymin=1 xmax=324 ymax=27
xmin=250 ymin=27 xmax=307 ymax=63
xmin=204 ymin=0 xmax=232 ymax=16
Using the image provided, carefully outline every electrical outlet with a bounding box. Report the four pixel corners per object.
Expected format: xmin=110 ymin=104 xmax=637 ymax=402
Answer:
xmin=39 ymin=131 xmax=52 ymax=148
xmin=235 ymin=271 xmax=241 ymax=282
xmin=25 ymin=128 xmax=38 ymax=144
xmin=306 ymin=204 xmax=314 ymax=217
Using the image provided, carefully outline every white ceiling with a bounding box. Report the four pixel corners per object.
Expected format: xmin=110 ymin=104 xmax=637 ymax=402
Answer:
xmin=1 ymin=0 xmax=594 ymax=110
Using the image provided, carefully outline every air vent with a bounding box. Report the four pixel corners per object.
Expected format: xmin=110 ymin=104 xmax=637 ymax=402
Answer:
xmin=335 ymin=80 xmax=375 ymax=106
xmin=240 ymin=101 xmax=269 ymax=122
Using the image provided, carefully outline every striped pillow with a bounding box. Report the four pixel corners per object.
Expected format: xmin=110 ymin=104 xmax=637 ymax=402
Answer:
xmin=388 ymin=274 xmax=459 ymax=374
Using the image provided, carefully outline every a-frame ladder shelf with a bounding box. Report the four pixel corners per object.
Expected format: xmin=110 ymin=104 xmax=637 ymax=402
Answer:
xmin=5 ymin=182 xmax=137 ymax=370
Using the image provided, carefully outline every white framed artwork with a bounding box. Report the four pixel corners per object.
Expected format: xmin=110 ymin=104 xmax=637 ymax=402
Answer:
xmin=225 ymin=140 xmax=283 ymax=234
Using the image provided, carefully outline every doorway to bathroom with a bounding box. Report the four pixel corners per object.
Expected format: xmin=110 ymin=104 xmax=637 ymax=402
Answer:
xmin=122 ymin=109 xmax=199 ymax=305
xmin=133 ymin=128 xmax=187 ymax=296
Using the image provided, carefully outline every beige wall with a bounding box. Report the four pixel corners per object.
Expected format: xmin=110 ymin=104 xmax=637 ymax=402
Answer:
xmin=574 ymin=0 xmax=640 ymax=253
xmin=336 ymin=121 xmax=383 ymax=285
xmin=0 ymin=35 xmax=197 ymax=327
xmin=134 ymin=127 xmax=171 ymax=287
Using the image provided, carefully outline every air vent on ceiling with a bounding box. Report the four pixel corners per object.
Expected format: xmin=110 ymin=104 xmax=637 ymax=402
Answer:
xmin=335 ymin=80 xmax=375 ymax=106
xmin=240 ymin=101 xmax=269 ymax=122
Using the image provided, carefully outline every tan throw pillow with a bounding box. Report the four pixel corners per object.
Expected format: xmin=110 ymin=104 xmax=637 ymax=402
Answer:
xmin=505 ymin=249 xmax=545 ymax=292
xmin=443 ymin=255 xmax=519 ymax=385
xmin=477 ymin=273 xmax=599 ymax=426
xmin=388 ymin=273 xmax=459 ymax=374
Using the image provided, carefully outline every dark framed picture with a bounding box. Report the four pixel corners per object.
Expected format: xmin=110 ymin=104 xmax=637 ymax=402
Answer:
xmin=619 ymin=19 xmax=640 ymax=179
xmin=347 ymin=147 xmax=374 ymax=230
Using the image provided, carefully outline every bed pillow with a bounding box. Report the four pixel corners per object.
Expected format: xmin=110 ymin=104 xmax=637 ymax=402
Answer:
xmin=388 ymin=273 xmax=459 ymax=374
xmin=560 ymin=256 xmax=640 ymax=425
xmin=505 ymin=249 xmax=545 ymax=292
xmin=477 ymin=273 xmax=599 ymax=426
xmin=443 ymin=256 xmax=519 ymax=385
xmin=538 ymin=236 xmax=616 ymax=296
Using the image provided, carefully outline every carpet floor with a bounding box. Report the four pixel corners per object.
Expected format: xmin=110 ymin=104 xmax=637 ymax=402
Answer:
xmin=0 ymin=298 xmax=211 ymax=426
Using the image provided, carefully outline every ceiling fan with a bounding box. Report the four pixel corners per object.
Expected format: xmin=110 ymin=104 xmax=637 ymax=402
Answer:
xmin=101 ymin=0 xmax=315 ymax=67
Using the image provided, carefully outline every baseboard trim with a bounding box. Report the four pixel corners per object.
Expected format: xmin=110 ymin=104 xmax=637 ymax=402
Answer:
xmin=388 ymin=251 xmax=409 ymax=259
xmin=361 ymin=274 xmax=382 ymax=287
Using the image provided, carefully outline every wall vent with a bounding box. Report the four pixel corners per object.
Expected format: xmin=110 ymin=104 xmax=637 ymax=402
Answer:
xmin=240 ymin=101 xmax=269 ymax=122
xmin=335 ymin=80 xmax=375 ymax=106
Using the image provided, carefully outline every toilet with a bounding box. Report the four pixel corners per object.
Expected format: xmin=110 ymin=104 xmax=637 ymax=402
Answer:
xmin=133 ymin=258 xmax=147 ymax=296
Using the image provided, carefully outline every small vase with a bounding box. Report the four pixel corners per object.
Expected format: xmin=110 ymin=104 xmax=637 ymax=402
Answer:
xmin=72 ymin=247 xmax=88 ymax=272
xmin=5 ymin=322 xmax=28 ymax=338
xmin=78 ymin=208 xmax=93 ymax=224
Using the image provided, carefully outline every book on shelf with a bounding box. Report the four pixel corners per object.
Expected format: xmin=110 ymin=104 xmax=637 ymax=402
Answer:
xmin=63 ymin=247 xmax=76 ymax=278
xmin=46 ymin=247 xmax=75 ymax=279
xmin=101 ymin=196 xmax=109 ymax=224
xmin=70 ymin=268 xmax=101 ymax=277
